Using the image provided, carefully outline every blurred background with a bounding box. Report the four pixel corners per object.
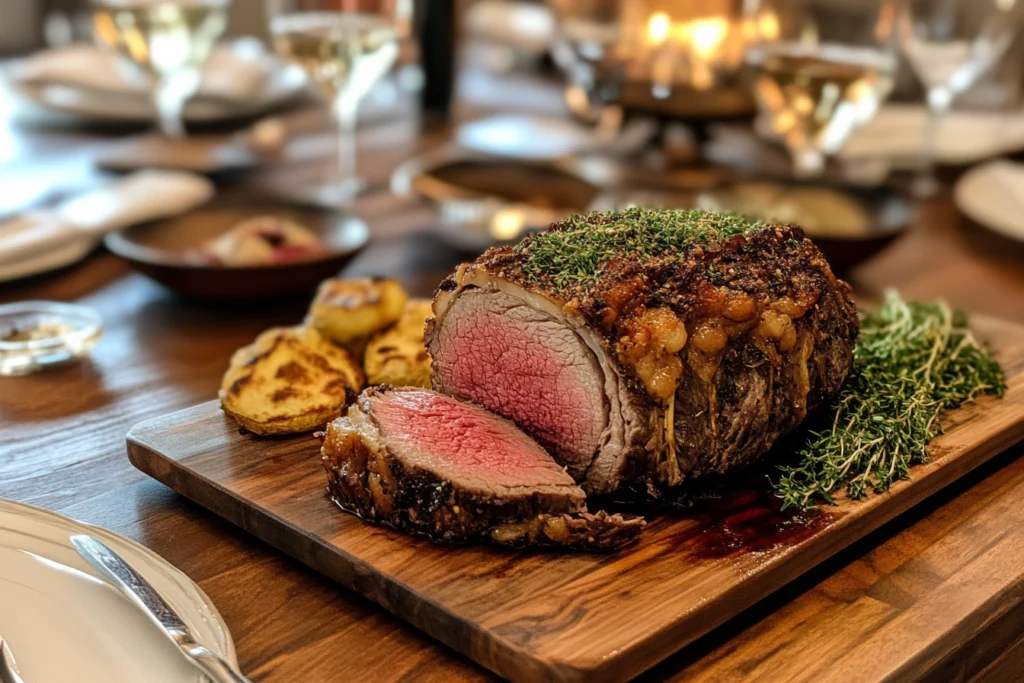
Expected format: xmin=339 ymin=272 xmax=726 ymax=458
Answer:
xmin=3 ymin=0 xmax=1024 ymax=373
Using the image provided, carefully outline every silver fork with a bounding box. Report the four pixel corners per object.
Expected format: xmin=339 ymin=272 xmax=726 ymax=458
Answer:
xmin=0 ymin=638 xmax=25 ymax=683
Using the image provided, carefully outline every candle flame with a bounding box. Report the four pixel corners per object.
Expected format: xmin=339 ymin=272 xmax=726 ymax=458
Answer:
xmin=689 ymin=17 xmax=729 ymax=59
xmin=491 ymin=209 xmax=527 ymax=241
xmin=647 ymin=12 xmax=671 ymax=44
xmin=758 ymin=9 xmax=780 ymax=41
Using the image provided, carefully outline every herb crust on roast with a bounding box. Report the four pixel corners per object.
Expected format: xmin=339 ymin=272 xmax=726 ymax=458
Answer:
xmin=427 ymin=208 xmax=859 ymax=495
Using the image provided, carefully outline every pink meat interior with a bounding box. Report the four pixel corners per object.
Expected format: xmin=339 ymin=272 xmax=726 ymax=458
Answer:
xmin=370 ymin=389 xmax=577 ymax=489
xmin=431 ymin=289 xmax=607 ymax=474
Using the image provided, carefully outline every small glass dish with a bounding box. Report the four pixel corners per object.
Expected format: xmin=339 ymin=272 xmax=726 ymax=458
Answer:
xmin=0 ymin=301 xmax=103 ymax=376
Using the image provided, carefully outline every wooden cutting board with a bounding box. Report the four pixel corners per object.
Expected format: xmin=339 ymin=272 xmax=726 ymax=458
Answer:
xmin=127 ymin=315 xmax=1024 ymax=683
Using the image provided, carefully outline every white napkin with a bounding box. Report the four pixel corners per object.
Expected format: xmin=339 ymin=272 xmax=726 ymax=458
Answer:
xmin=0 ymin=170 xmax=215 ymax=271
xmin=8 ymin=39 xmax=272 ymax=104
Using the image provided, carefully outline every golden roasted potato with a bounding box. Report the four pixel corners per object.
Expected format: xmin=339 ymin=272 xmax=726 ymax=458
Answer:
xmin=220 ymin=326 xmax=364 ymax=435
xmin=305 ymin=278 xmax=408 ymax=356
xmin=364 ymin=299 xmax=433 ymax=388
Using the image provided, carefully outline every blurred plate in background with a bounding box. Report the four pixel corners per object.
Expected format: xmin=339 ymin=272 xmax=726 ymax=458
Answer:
xmin=842 ymin=105 xmax=1024 ymax=167
xmin=455 ymin=114 xmax=660 ymax=161
xmin=3 ymin=40 xmax=309 ymax=125
xmin=95 ymin=133 xmax=265 ymax=174
xmin=708 ymin=105 xmax=1024 ymax=186
xmin=955 ymin=159 xmax=1024 ymax=244
xmin=395 ymin=145 xmax=905 ymax=270
xmin=0 ymin=499 xmax=235 ymax=683
xmin=697 ymin=181 xmax=911 ymax=272
xmin=392 ymin=147 xmax=627 ymax=252
xmin=464 ymin=0 xmax=555 ymax=69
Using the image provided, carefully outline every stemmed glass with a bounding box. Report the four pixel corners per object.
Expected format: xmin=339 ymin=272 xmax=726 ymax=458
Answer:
xmin=546 ymin=0 xmax=625 ymax=143
xmin=897 ymin=0 xmax=1024 ymax=197
xmin=265 ymin=0 xmax=401 ymax=208
xmin=742 ymin=0 xmax=900 ymax=179
xmin=90 ymin=0 xmax=232 ymax=138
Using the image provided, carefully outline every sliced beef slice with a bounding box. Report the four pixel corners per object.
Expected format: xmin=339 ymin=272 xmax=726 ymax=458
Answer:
xmin=429 ymin=288 xmax=609 ymax=479
xmin=321 ymin=386 xmax=644 ymax=550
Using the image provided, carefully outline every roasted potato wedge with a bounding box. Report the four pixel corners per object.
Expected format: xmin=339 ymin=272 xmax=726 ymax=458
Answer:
xmin=220 ymin=326 xmax=364 ymax=435
xmin=305 ymin=278 xmax=408 ymax=356
xmin=364 ymin=299 xmax=433 ymax=388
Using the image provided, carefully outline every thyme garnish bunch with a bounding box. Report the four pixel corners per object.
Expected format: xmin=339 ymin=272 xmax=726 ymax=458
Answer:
xmin=775 ymin=290 xmax=1006 ymax=510
xmin=514 ymin=208 xmax=761 ymax=292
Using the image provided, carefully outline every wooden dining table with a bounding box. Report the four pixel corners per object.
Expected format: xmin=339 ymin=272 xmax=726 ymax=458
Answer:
xmin=3 ymin=67 xmax=1024 ymax=682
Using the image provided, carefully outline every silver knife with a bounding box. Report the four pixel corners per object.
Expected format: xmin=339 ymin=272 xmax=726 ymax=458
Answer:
xmin=70 ymin=535 xmax=250 ymax=683
xmin=0 ymin=638 xmax=25 ymax=683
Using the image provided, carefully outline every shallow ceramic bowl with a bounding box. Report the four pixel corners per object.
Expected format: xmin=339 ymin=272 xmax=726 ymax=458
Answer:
xmin=392 ymin=150 xmax=610 ymax=252
xmin=105 ymin=203 xmax=368 ymax=301
xmin=697 ymin=181 xmax=911 ymax=273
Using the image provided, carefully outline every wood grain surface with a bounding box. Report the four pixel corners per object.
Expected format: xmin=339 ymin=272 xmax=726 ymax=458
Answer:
xmin=124 ymin=317 xmax=1024 ymax=683
xmin=5 ymin=61 xmax=1024 ymax=682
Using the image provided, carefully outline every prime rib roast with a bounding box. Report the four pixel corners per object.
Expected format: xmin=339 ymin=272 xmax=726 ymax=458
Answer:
xmin=426 ymin=208 xmax=859 ymax=496
xmin=322 ymin=386 xmax=645 ymax=550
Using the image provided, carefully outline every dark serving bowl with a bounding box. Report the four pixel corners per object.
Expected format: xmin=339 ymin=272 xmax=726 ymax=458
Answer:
xmin=104 ymin=203 xmax=369 ymax=301
xmin=395 ymin=149 xmax=910 ymax=272
xmin=809 ymin=204 xmax=909 ymax=273
xmin=696 ymin=181 xmax=911 ymax=274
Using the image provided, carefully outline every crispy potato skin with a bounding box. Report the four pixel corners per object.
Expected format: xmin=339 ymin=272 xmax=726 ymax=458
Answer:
xmin=306 ymin=278 xmax=408 ymax=354
xmin=219 ymin=326 xmax=363 ymax=435
xmin=364 ymin=299 xmax=433 ymax=388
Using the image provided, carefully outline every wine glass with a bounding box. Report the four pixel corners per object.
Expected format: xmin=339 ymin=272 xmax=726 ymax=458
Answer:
xmin=266 ymin=0 xmax=401 ymax=208
xmin=743 ymin=0 xmax=900 ymax=179
xmin=898 ymin=0 xmax=1024 ymax=197
xmin=91 ymin=0 xmax=232 ymax=138
xmin=546 ymin=0 xmax=625 ymax=142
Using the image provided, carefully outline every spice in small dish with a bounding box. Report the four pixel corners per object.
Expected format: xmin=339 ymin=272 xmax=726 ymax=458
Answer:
xmin=1 ymin=320 xmax=76 ymax=343
xmin=0 ymin=302 xmax=103 ymax=376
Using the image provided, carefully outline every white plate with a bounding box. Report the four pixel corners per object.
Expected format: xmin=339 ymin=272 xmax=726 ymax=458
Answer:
xmin=0 ymin=499 xmax=236 ymax=683
xmin=6 ymin=67 xmax=308 ymax=125
xmin=842 ymin=105 xmax=1024 ymax=166
xmin=456 ymin=114 xmax=659 ymax=161
xmin=954 ymin=159 xmax=1024 ymax=244
xmin=4 ymin=41 xmax=309 ymax=125
xmin=464 ymin=0 xmax=554 ymax=53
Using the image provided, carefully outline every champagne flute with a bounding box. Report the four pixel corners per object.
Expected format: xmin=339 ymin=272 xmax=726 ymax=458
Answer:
xmin=743 ymin=0 xmax=900 ymax=179
xmin=91 ymin=0 xmax=231 ymax=138
xmin=266 ymin=0 xmax=401 ymax=208
xmin=898 ymin=0 xmax=1024 ymax=197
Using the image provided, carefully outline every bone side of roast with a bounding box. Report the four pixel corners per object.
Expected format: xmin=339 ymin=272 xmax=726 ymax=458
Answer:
xmin=321 ymin=386 xmax=645 ymax=550
xmin=427 ymin=217 xmax=859 ymax=495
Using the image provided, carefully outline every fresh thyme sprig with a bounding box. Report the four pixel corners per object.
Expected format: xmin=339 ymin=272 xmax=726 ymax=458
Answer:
xmin=775 ymin=290 xmax=1006 ymax=510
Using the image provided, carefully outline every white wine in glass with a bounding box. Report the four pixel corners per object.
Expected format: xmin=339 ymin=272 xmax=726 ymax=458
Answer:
xmin=267 ymin=2 xmax=400 ymax=207
xmin=91 ymin=0 xmax=230 ymax=138
xmin=743 ymin=0 xmax=899 ymax=179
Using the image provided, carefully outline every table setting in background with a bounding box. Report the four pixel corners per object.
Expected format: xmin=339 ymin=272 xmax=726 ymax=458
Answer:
xmin=5 ymin=1 xmax=1024 ymax=683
